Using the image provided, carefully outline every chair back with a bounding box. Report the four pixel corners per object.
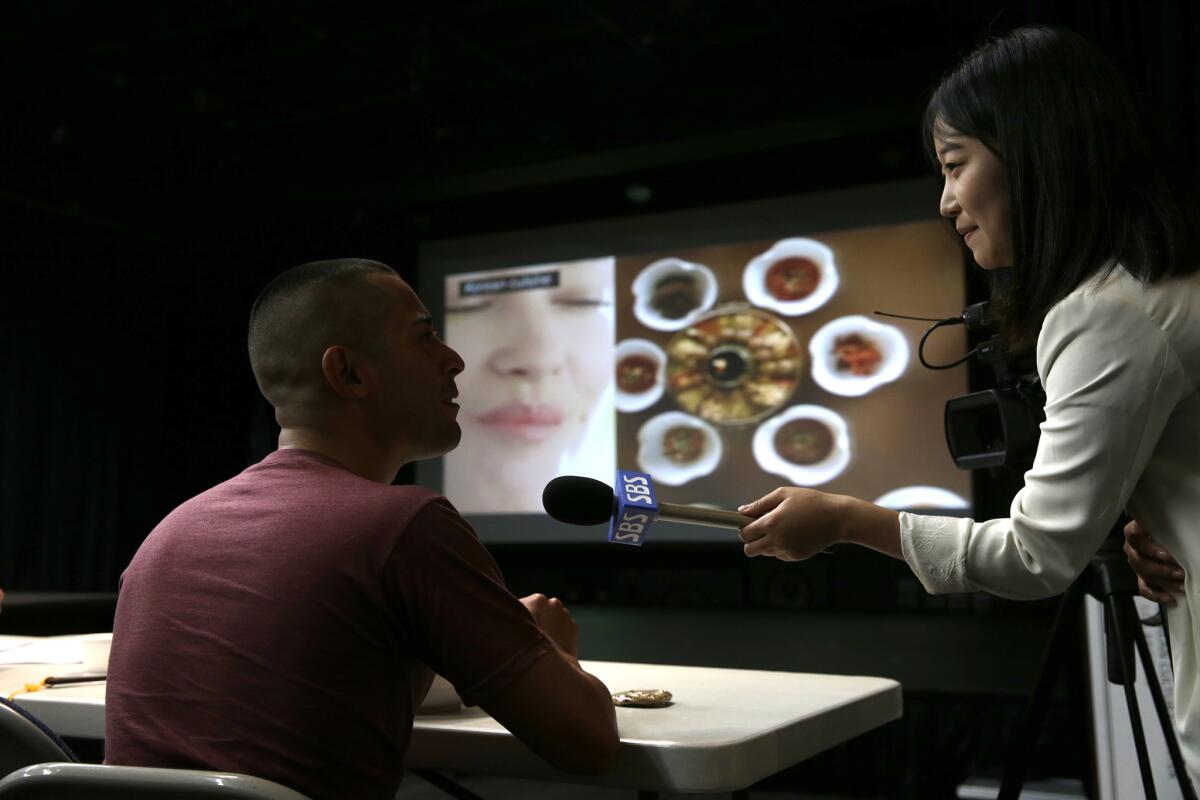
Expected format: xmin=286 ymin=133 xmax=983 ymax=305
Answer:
xmin=0 ymin=762 xmax=313 ymax=799
xmin=0 ymin=697 xmax=77 ymax=777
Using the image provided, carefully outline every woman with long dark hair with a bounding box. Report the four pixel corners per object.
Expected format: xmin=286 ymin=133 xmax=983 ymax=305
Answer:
xmin=737 ymin=25 xmax=1200 ymax=774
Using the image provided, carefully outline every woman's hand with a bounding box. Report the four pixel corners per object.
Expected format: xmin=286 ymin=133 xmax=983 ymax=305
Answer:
xmin=737 ymin=488 xmax=847 ymax=560
xmin=1123 ymin=519 xmax=1185 ymax=604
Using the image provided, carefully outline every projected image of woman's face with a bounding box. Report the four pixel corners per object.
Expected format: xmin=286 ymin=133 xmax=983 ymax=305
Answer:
xmin=443 ymin=258 xmax=615 ymax=513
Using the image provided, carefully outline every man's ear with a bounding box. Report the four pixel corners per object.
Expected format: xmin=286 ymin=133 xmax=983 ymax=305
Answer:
xmin=320 ymin=346 xmax=371 ymax=399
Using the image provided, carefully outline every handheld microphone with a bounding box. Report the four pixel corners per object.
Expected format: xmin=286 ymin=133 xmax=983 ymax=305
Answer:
xmin=542 ymin=472 xmax=752 ymax=547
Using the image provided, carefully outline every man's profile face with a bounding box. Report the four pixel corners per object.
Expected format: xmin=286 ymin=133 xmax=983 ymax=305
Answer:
xmin=361 ymin=274 xmax=465 ymax=462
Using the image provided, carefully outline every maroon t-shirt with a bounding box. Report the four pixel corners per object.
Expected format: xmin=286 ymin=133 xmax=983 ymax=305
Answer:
xmin=105 ymin=449 xmax=552 ymax=800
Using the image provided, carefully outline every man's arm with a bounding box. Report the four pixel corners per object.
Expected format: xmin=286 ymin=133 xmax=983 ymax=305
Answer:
xmin=390 ymin=501 xmax=619 ymax=775
xmin=480 ymin=654 xmax=618 ymax=773
xmin=478 ymin=593 xmax=617 ymax=774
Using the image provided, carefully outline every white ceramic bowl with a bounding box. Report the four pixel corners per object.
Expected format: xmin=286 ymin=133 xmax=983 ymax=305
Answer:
xmin=752 ymin=404 xmax=851 ymax=486
xmin=874 ymin=486 xmax=970 ymax=512
xmin=636 ymin=411 xmax=723 ymax=486
xmin=631 ymin=258 xmax=719 ymax=331
xmin=78 ymin=632 xmax=113 ymax=674
xmin=614 ymin=338 xmax=667 ymax=413
xmin=808 ymin=315 xmax=910 ymax=397
xmin=742 ymin=238 xmax=839 ymax=316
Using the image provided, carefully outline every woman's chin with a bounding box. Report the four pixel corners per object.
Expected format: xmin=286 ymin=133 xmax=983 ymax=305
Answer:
xmin=465 ymin=421 xmax=576 ymax=457
xmin=446 ymin=465 xmax=560 ymax=514
xmin=969 ymin=246 xmax=1014 ymax=270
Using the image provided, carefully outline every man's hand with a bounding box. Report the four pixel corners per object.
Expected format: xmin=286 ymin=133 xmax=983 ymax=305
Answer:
xmin=1124 ymin=519 xmax=1185 ymax=604
xmin=520 ymin=593 xmax=579 ymax=658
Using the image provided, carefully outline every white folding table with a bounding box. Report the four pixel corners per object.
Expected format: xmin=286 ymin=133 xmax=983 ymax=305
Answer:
xmin=1 ymin=635 xmax=902 ymax=795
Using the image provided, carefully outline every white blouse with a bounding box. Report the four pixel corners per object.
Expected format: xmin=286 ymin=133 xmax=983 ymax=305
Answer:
xmin=900 ymin=265 xmax=1200 ymax=774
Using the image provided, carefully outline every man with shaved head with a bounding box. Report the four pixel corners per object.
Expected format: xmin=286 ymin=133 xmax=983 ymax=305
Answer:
xmin=105 ymin=259 xmax=618 ymax=800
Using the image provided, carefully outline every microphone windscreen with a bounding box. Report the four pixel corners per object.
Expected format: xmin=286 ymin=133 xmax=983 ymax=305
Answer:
xmin=542 ymin=476 xmax=615 ymax=526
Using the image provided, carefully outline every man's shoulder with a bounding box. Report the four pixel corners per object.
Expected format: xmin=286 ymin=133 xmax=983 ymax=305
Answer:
xmin=212 ymin=455 xmax=446 ymax=511
xmin=146 ymin=469 xmax=451 ymax=554
xmin=385 ymin=494 xmax=500 ymax=580
xmin=399 ymin=492 xmax=476 ymax=540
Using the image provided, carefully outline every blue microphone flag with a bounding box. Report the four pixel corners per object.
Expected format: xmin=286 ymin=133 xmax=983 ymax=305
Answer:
xmin=608 ymin=469 xmax=659 ymax=547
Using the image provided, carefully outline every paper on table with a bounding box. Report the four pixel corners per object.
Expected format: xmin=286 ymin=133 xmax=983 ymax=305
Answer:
xmin=417 ymin=674 xmax=464 ymax=714
xmin=0 ymin=638 xmax=83 ymax=665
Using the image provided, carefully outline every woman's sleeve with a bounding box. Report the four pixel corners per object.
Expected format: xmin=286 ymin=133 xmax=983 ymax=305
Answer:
xmin=899 ymin=290 xmax=1184 ymax=599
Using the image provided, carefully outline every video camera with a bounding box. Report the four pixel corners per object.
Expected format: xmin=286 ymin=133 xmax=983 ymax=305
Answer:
xmin=882 ymin=300 xmax=1045 ymax=471
xmin=923 ymin=301 xmax=1046 ymax=470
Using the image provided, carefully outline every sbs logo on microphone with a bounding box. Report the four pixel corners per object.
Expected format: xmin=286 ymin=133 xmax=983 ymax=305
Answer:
xmin=609 ymin=470 xmax=659 ymax=547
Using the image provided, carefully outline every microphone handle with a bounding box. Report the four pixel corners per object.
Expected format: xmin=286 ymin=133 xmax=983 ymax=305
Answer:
xmin=657 ymin=502 xmax=752 ymax=530
xmin=651 ymin=499 xmax=833 ymax=554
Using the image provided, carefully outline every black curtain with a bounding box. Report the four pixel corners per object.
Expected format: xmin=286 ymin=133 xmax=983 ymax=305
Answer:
xmin=1 ymin=201 xmax=413 ymax=590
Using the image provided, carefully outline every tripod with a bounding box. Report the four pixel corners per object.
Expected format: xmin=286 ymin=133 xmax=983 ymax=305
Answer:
xmin=998 ymin=532 xmax=1196 ymax=800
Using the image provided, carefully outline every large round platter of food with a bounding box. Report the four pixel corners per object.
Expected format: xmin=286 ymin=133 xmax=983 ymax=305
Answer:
xmin=808 ymin=314 xmax=910 ymax=397
xmin=636 ymin=411 xmax=723 ymax=486
xmin=631 ymin=257 xmax=719 ymax=331
xmin=742 ymin=237 xmax=839 ymax=316
xmin=664 ymin=305 xmax=802 ymax=425
xmin=752 ymin=404 xmax=851 ymax=486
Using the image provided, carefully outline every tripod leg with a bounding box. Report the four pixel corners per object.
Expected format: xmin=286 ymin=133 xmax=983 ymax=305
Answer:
xmin=1106 ymin=594 xmax=1158 ymax=800
xmin=998 ymin=578 xmax=1087 ymax=800
xmin=1131 ymin=614 xmax=1198 ymax=800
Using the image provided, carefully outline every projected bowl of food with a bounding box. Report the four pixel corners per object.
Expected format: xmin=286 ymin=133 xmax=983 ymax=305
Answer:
xmin=636 ymin=411 xmax=723 ymax=486
xmin=808 ymin=315 xmax=910 ymax=397
xmin=614 ymin=338 xmax=667 ymax=413
xmin=874 ymin=486 xmax=969 ymax=513
xmin=664 ymin=306 xmax=802 ymax=425
xmin=632 ymin=258 xmax=719 ymax=331
xmin=753 ymin=404 xmax=851 ymax=486
xmin=742 ymin=237 xmax=839 ymax=316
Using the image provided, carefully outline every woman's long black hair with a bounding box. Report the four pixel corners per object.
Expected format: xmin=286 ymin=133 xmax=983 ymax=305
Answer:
xmin=924 ymin=26 xmax=1199 ymax=350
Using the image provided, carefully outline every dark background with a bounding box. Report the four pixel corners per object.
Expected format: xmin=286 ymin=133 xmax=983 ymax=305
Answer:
xmin=3 ymin=1 xmax=1198 ymax=796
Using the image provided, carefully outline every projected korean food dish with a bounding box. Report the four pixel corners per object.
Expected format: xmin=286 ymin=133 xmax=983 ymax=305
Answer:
xmin=774 ymin=418 xmax=835 ymax=465
xmin=632 ymin=258 xmax=719 ymax=331
xmin=742 ymin=237 xmax=839 ymax=317
xmin=650 ymin=273 xmax=702 ymax=319
xmin=637 ymin=411 xmax=722 ymax=486
xmin=832 ymin=333 xmax=884 ymax=376
xmin=765 ymin=257 xmax=821 ymax=301
xmin=752 ymin=404 xmax=851 ymax=486
xmin=665 ymin=307 xmax=801 ymax=424
xmin=614 ymin=338 xmax=666 ymax=413
xmin=809 ymin=315 xmax=910 ymax=397
xmin=663 ymin=425 xmax=707 ymax=463
xmin=617 ymin=354 xmax=658 ymax=393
